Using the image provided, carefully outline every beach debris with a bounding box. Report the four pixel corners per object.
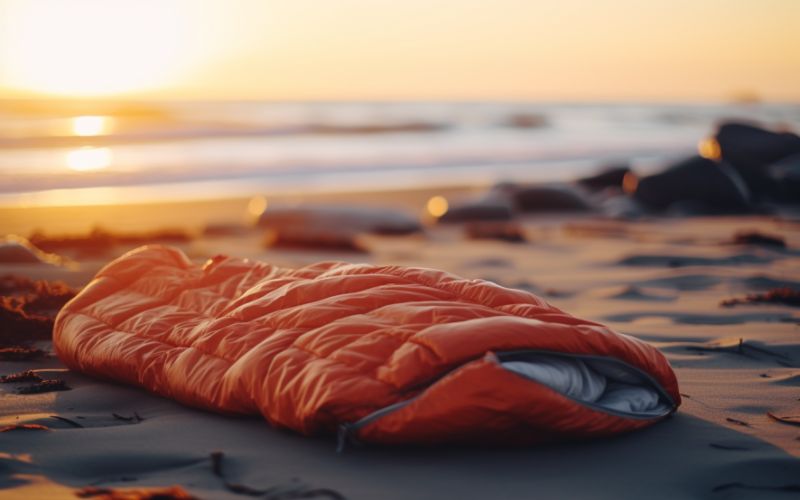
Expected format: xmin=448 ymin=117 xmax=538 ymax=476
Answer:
xmin=631 ymin=156 xmax=752 ymax=214
xmin=50 ymin=415 xmax=84 ymax=428
xmin=721 ymin=288 xmax=800 ymax=308
xmin=0 ymin=423 xmax=50 ymax=432
xmin=711 ymin=482 xmax=800 ymax=494
xmin=714 ymin=121 xmax=800 ymax=201
xmin=256 ymin=204 xmax=421 ymax=236
xmin=29 ymin=227 xmax=193 ymax=259
xmin=0 ymin=274 xmax=77 ymax=346
xmin=75 ymin=485 xmax=198 ymax=500
xmin=0 ymin=370 xmax=43 ymax=383
xmin=1 ymin=302 xmax=53 ymax=344
xmin=464 ymin=221 xmax=526 ymax=242
xmin=16 ymin=378 xmax=70 ymax=394
xmin=112 ymin=412 xmax=144 ymax=423
xmin=0 ymin=235 xmax=70 ymax=266
xmin=725 ymin=417 xmax=752 ymax=427
xmin=576 ymin=165 xmax=632 ymax=192
xmin=209 ymin=451 xmax=346 ymax=499
xmin=731 ymin=231 xmax=786 ymax=248
xmin=766 ymin=412 xmax=800 ymax=427
xmin=0 ymin=346 xmax=47 ymax=361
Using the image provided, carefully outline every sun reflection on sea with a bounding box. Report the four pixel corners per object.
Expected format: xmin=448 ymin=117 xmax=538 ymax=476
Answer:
xmin=66 ymin=147 xmax=112 ymax=172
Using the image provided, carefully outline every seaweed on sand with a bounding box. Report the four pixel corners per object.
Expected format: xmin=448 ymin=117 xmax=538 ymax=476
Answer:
xmin=0 ymin=274 xmax=76 ymax=346
xmin=721 ymin=287 xmax=800 ymax=308
xmin=16 ymin=379 xmax=70 ymax=394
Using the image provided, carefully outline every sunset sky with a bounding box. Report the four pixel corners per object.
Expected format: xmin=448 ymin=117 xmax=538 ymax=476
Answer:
xmin=0 ymin=0 xmax=798 ymax=101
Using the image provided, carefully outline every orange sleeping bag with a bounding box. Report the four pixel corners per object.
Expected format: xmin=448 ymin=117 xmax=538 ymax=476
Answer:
xmin=54 ymin=245 xmax=680 ymax=448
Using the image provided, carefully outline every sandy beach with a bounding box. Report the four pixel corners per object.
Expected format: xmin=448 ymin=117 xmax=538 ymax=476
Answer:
xmin=2 ymin=1 xmax=799 ymax=497
xmin=1 ymin=189 xmax=799 ymax=499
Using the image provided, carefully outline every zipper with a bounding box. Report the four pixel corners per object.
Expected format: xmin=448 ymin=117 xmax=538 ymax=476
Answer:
xmin=336 ymin=349 xmax=676 ymax=452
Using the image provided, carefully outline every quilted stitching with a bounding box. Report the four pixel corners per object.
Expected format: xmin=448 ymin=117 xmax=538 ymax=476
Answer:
xmin=54 ymin=245 xmax=680 ymax=441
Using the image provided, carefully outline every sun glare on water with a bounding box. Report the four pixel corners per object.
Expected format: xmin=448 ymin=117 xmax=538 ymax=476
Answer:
xmin=0 ymin=0 xmax=194 ymax=97
xmin=66 ymin=147 xmax=112 ymax=172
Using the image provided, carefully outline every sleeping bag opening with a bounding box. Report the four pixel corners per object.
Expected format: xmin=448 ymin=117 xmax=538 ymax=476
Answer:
xmin=498 ymin=351 xmax=674 ymax=418
xmin=338 ymin=350 xmax=674 ymax=451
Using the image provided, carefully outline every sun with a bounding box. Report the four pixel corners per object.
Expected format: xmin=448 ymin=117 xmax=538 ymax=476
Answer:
xmin=0 ymin=0 xmax=193 ymax=97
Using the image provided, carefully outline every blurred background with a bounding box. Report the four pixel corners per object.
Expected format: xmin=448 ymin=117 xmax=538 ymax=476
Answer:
xmin=0 ymin=0 xmax=798 ymax=212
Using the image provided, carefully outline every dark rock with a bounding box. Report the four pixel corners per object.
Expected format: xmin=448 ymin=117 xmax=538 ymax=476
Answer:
xmin=633 ymin=156 xmax=752 ymax=213
xmin=493 ymin=184 xmax=593 ymax=213
xmin=766 ymin=153 xmax=800 ymax=203
xmin=263 ymin=227 xmax=367 ymax=253
xmin=576 ymin=165 xmax=631 ymax=192
xmin=437 ymin=198 xmax=515 ymax=223
xmin=715 ymin=122 xmax=800 ymax=200
xmin=257 ymin=205 xmax=421 ymax=235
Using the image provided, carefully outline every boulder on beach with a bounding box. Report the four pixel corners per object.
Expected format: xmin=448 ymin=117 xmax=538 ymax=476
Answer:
xmin=766 ymin=153 xmax=800 ymax=203
xmin=714 ymin=122 xmax=800 ymax=200
xmin=576 ymin=165 xmax=631 ymax=192
xmin=493 ymin=183 xmax=593 ymax=213
xmin=263 ymin=226 xmax=367 ymax=253
xmin=632 ymin=156 xmax=752 ymax=214
xmin=256 ymin=204 xmax=422 ymax=235
xmin=436 ymin=197 xmax=515 ymax=223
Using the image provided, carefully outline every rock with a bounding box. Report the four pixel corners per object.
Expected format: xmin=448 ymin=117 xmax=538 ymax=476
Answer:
xmin=263 ymin=227 xmax=367 ymax=253
xmin=256 ymin=205 xmax=421 ymax=235
xmin=766 ymin=153 xmax=800 ymax=203
xmin=499 ymin=184 xmax=593 ymax=213
xmin=600 ymin=194 xmax=645 ymax=219
xmin=576 ymin=165 xmax=631 ymax=192
xmin=632 ymin=156 xmax=752 ymax=214
xmin=715 ymin=122 xmax=800 ymax=200
xmin=436 ymin=197 xmax=515 ymax=223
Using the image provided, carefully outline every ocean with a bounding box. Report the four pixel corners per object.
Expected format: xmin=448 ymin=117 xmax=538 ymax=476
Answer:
xmin=1 ymin=100 xmax=799 ymax=206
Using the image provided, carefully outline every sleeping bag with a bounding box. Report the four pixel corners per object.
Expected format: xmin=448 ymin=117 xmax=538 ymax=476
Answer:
xmin=54 ymin=245 xmax=680 ymax=448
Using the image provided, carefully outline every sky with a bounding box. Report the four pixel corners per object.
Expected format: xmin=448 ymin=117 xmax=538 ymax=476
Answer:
xmin=0 ymin=0 xmax=798 ymax=102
